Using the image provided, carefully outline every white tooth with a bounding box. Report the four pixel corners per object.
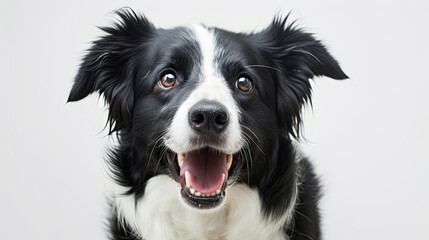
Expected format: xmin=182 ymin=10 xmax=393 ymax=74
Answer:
xmin=185 ymin=171 xmax=191 ymax=188
xmin=210 ymin=192 xmax=215 ymax=196
xmin=202 ymin=194 xmax=206 ymax=197
xmin=190 ymin=188 xmax=195 ymax=194
xmin=226 ymin=154 xmax=232 ymax=171
xmin=178 ymin=153 xmax=184 ymax=167
xmin=216 ymin=189 xmax=220 ymax=194
xmin=195 ymin=191 xmax=201 ymax=197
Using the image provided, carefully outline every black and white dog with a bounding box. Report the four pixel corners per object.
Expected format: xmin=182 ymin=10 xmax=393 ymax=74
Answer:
xmin=68 ymin=9 xmax=347 ymax=240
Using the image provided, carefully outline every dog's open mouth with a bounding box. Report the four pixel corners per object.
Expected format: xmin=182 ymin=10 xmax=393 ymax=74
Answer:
xmin=170 ymin=147 xmax=242 ymax=209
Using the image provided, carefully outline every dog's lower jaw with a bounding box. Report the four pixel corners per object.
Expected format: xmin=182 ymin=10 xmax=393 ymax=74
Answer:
xmin=111 ymin=175 xmax=293 ymax=240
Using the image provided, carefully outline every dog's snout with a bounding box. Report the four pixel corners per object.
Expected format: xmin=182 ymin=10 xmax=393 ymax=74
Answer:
xmin=189 ymin=101 xmax=229 ymax=134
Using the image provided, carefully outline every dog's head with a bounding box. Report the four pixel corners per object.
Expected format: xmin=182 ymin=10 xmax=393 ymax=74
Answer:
xmin=68 ymin=9 xmax=347 ymax=210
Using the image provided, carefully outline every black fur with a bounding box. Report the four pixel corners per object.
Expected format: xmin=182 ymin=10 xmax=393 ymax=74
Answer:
xmin=69 ymin=8 xmax=347 ymax=240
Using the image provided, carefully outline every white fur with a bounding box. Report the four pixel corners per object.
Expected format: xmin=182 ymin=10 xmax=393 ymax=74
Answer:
xmin=113 ymin=175 xmax=290 ymax=240
xmin=165 ymin=25 xmax=243 ymax=155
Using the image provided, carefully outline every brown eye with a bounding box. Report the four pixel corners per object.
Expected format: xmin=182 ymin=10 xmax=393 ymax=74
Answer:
xmin=160 ymin=73 xmax=176 ymax=88
xmin=235 ymin=76 xmax=253 ymax=92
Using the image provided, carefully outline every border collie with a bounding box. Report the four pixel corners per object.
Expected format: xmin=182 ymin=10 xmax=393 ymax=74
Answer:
xmin=68 ymin=9 xmax=347 ymax=240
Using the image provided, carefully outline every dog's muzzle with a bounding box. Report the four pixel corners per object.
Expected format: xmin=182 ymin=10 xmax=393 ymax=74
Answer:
xmin=167 ymin=100 xmax=243 ymax=209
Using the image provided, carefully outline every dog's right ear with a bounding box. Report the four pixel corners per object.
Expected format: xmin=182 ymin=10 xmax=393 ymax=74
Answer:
xmin=68 ymin=9 xmax=155 ymax=132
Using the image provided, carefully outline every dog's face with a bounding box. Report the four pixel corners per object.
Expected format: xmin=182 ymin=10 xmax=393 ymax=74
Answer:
xmin=68 ymin=10 xmax=347 ymax=210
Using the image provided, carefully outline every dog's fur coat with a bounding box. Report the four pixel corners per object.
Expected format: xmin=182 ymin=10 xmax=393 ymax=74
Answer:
xmin=68 ymin=9 xmax=347 ymax=240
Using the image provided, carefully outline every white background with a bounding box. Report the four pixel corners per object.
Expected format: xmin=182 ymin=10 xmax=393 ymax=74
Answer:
xmin=1 ymin=0 xmax=428 ymax=239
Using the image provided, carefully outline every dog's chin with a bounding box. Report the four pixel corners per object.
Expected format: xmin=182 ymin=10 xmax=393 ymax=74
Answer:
xmin=167 ymin=147 xmax=242 ymax=210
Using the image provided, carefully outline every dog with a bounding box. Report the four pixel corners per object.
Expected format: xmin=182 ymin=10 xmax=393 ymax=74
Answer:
xmin=68 ymin=8 xmax=347 ymax=240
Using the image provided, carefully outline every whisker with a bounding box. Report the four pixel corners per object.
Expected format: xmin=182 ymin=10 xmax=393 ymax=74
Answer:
xmin=241 ymin=125 xmax=265 ymax=155
xmin=240 ymin=146 xmax=250 ymax=185
xmin=244 ymin=64 xmax=284 ymax=74
xmin=245 ymin=142 xmax=253 ymax=172
xmin=240 ymin=124 xmax=261 ymax=143
xmin=146 ymin=130 xmax=166 ymax=169
xmin=146 ymin=137 xmax=161 ymax=169
xmin=154 ymin=145 xmax=169 ymax=174
xmin=244 ymin=139 xmax=253 ymax=171
xmin=147 ymin=129 xmax=167 ymax=147
xmin=239 ymin=135 xmax=253 ymax=185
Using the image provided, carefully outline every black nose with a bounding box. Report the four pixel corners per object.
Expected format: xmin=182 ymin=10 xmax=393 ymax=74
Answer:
xmin=189 ymin=100 xmax=229 ymax=134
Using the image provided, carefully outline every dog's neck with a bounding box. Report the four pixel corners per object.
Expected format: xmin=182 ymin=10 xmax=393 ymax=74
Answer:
xmin=112 ymin=175 xmax=291 ymax=240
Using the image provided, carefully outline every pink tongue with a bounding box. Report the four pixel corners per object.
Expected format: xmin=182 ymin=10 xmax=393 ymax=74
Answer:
xmin=180 ymin=150 xmax=227 ymax=194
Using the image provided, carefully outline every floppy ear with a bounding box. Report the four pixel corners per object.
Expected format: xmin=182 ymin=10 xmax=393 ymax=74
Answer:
xmin=68 ymin=9 xmax=155 ymax=133
xmin=257 ymin=16 xmax=348 ymax=138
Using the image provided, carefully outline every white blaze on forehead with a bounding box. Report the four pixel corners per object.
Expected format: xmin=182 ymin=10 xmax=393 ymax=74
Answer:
xmin=192 ymin=24 xmax=218 ymax=78
xmin=164 ymin=25 xmax=243 ymax=154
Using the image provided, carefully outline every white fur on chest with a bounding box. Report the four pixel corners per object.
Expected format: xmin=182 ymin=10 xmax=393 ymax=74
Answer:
xmin=113 ymin=175 xmax=288 ymax=240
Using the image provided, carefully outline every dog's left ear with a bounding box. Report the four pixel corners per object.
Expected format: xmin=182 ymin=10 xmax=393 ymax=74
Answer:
xmin=255 ymin=16 xmax=348 ymax=138
xmin=68 ymin=9 xmax=155 ymax=133
xmin=259 ymin=16 xmax=348 ymax=80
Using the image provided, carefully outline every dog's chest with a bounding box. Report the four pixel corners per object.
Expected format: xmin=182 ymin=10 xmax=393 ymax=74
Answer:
xmin=114 ymin=175 xmax=287 ymax=240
